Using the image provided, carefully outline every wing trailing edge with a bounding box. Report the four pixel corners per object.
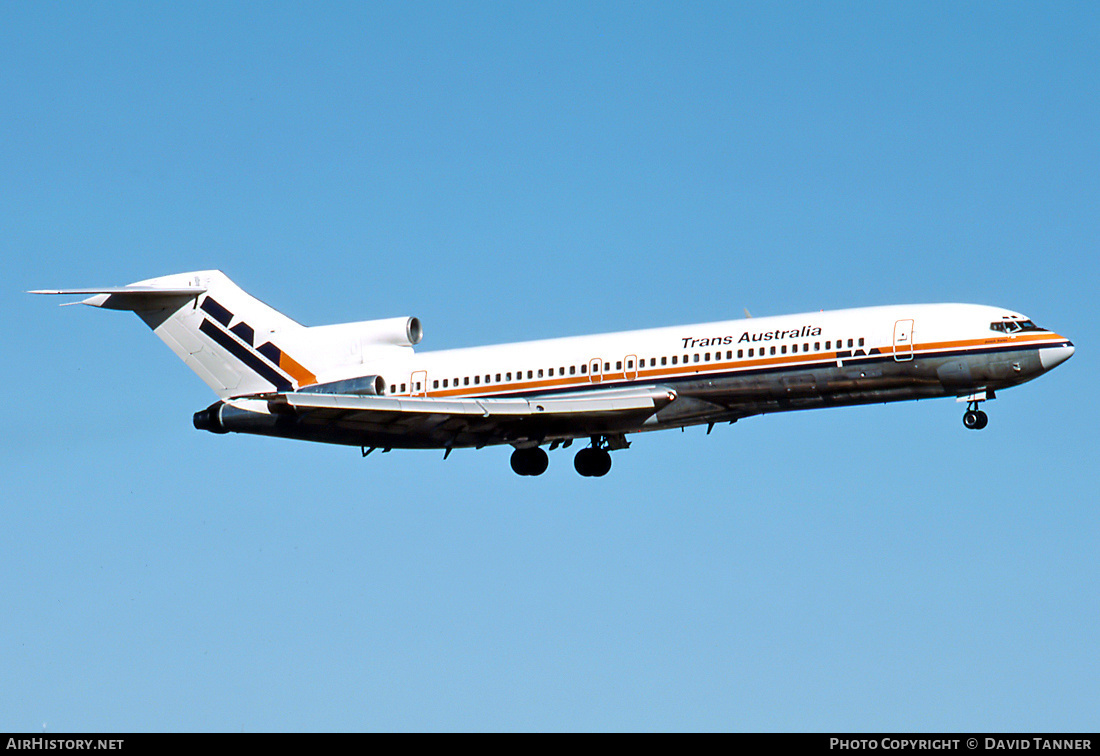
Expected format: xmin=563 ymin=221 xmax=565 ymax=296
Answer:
xmin=272 ymin=385 xmax=677 ymax=418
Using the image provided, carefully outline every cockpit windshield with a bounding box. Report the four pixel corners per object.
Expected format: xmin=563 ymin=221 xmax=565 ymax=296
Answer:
xmin=990 ymin=318 xmax=1047 ymax=334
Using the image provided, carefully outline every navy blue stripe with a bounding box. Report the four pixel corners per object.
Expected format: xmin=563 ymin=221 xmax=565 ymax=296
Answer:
xmin=915 ymin=341 xmax=1063 ymax=361
xmin=230 ymin=322 xmax=255 ymax=346
xmin=257 ymin=342 xmax=281 ymax=363
xmin=199 ymin=318 xmax=292 ymax=391
xmin=200 ymin=297 xmax=233 ymax=326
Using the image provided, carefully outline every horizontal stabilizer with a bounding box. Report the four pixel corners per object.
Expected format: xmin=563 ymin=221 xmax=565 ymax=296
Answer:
xmin=29 ymin=271 xmax=316 ymax=398
xmin=29 ymin=286 xmax=207 ymax=311
xmin=30 ymin=286 xmax=207 ymax=296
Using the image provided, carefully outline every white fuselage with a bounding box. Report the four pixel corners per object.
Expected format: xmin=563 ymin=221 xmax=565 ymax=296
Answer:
xmin=366 ymin=303 xmax=1068 ymax=415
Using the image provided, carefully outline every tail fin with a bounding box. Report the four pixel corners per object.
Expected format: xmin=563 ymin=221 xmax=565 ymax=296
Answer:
xmin=32 ymin=271 xmax=318 ymax=398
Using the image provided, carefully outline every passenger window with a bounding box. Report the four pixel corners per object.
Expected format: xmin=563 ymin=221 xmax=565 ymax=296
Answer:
xmin=495 ymin=373 xmax=501 ymax=382
xmin=858 ymin=338 xmax=865 ymax=347
xmin=627 ymin=360 xmax=633 ymax=369
xmin=826 ymin=341 xmax=831 ymax=350
xmin=694 ymin=354 xmax=700 ymax=363
xmin=443 ymin=379 xmax=449 ymax=388
xmin=506 ymin=372 xmax=511 ymax=381
xmin=781 ymin=345 xmax=787 ymax=354
xmin=569 ymin=366 xmax=576 ymax=375
xmin=474 ymin=376 xmax=480 ymax=384
xmin=463 ymin=377 xmax=469 ymax=386
xmin=527 ymin=370 xmax=533 ymax=379
xmin=604 ymin=363 xmax=610 ymax=372
xmin=737 ymin=349 xmax=743 ymax=358
xmin=537 ymin=369 xmax=543 ymax=378
xmin=433 ymin=380 xmax=439 ymax=389
xmin=848 ymin=339 xmax=854 ymax=348
xmin=401 ymin=383 xmax=406 ymax=392
xmin=791 ymin=344 xmax=797 ymax=353
xmin=616 ymin=361 xmax=622 ymax=370
xmin=672 ymin=356 xmax=678 ymax=365
xmin=815 ymin=342 xmax=820 ymax=351
xmin=580 ymin=364 xmax=587 ymax=374
xmin=704 ymin=353 xmax=710 ymax=361
xmin=770 ymin=346 xmax=776 ymax=355
xmin=661 ymin=357 xmax=667 ymax=366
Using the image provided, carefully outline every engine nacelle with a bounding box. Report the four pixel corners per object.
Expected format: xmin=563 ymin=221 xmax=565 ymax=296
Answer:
xmin=284 ymin=316 xmax=423 ymax=373
xmin=303 ymin=375 xmax=386 ymax=396
xmin=193 ymin=401 xmax=228 ymax=433
xmin=355 ymin=316 xmax=423 ymax=347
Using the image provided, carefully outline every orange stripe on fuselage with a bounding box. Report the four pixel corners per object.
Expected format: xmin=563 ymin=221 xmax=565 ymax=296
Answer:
xmin=397 ymin=333 xmax=1069 ymax=400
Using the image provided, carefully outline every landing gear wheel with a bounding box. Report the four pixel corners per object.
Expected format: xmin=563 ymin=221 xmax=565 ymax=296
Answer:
xmin=574 ymin=447 xmax=612 ymax=477
xmin=963 ymin=409 xmax=988 ymax=430
xmin=510 ymin=447 xmax=549 ymax=476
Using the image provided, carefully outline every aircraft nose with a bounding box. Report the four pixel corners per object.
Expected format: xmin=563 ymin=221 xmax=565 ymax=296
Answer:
xmin=1039 ymin=341 xmax=1074 ymax=371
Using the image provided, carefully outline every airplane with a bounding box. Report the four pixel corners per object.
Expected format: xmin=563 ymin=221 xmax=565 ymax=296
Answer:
xmin=32 ymin=270 xmax=1074 ymax=477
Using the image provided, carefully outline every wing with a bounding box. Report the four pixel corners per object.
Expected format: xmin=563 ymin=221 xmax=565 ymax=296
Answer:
xmin=234 ymin=385 xmax=679 ymax=449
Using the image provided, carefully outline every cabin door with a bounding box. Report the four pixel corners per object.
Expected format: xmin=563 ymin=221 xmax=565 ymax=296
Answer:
xmin=625 ymin=354 xmax=638 ymax=381
xmin=893 ymin=320 xmax=915 ymax=362
xmin=410 ymin=370 xmax=427 ymax=396
xmin=589 ymin=358 xmax=603 ymax=383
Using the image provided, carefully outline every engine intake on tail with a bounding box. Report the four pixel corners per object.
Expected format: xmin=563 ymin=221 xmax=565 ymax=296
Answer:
xmin=356 ymin=316 xmax=422 ymax=347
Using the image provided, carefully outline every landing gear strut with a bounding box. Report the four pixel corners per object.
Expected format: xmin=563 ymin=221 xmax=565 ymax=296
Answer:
xmin=962 ymin=400 xmax=989 ymax=430
xmin=510 ymin=447 xmax=548 ymax=476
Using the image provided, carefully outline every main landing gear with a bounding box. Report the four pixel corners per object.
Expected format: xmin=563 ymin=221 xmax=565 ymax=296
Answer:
xmin=510 ymin=446 xmax=549 ymax=476
xmin=573 ymin=446 xmax=612 ymax=478
xmin=510 ymin=435 xmax=622 ymax=477
xmin=962 ymin=400 xmax=989 ymax=430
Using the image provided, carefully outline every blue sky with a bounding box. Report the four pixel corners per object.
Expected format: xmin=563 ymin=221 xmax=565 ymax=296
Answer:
xmin=3 ymin=2 xmax=1097 ymax=732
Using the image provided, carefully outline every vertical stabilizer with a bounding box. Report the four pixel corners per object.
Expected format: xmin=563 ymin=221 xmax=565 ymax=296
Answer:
xmin=32 ymin=271 xmax=318 ymax=398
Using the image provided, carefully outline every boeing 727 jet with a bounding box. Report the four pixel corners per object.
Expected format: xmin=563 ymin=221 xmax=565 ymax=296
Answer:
xmin=33 ymin=271 xmax=1074 ymax=476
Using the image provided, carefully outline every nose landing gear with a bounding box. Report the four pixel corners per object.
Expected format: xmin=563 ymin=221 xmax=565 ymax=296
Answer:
xmin=962 ymin=400 xmax=989 ymax=430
